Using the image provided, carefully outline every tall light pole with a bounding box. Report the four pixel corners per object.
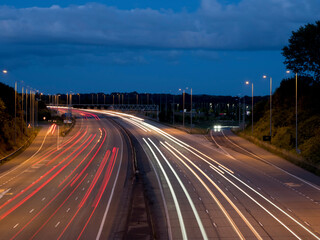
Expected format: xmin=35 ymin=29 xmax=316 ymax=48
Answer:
xmin=190 ymin=88 xmax=193 ymax=130
xmin=295 ymin=72 xmax=298 ymax=153
xmin=182 ymin=89 xmax=185 ymax=128
xmin=172 ymin=93 xmax=175 ymax=125
xmin=287 ymin=70 xmax=299 ymax=153
xmin=22 ymin=87 xmax=24 ymax=133
xmin=78 ymin=93 xmax=80 ymax=104
xmin=246 ymin=81 xmax=254 ymax=135
xmin=263 ymin=75 xmax=272 ymax=138
xmin=14 ymin=81 xmax=17 ymax=144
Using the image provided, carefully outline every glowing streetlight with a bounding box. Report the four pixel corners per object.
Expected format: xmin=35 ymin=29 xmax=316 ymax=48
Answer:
xmin=2 ymin=69 xmax=8 ymax=74
xmin=245 ymin=81 xmax=254 ymax=134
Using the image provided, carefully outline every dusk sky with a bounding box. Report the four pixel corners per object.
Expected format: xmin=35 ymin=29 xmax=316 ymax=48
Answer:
xmin=0 ymin=0 xmax=319 ymax=96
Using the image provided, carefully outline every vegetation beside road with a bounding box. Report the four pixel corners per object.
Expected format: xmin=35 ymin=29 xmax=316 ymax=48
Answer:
xmin=0 ymin=82 xmax=50 ymax=159
xmin=242 ymin=21 xmax=320 ymax=170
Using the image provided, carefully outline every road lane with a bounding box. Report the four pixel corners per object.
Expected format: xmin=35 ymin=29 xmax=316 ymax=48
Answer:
xmin=92 ymin=109 xmax=320 ymax=240
xmin=0 ymin=110 xmax=132 ymax=240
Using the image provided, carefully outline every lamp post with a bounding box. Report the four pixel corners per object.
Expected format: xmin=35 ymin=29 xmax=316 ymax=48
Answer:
xmin=172 ymin=93 xmax=175 ymax=125
xmin=14 ymin=81 xmax=17 ymax=144
xmin=295 ymin=72 xmax=298 ymax=153
xmin=78 ymin=93 xmax=80 ymax=104
xmin=246 ymin=81 xmax=254 ymax=135
xmin=190 ymin=88 xmax=193 ymax=131
xmin=263 ymin=75 xmax=272 ymax=138
xmin=286 ymin=71 xmax=299 ymax=153
xmin=182 ymin=89 xmax=185 ymax=128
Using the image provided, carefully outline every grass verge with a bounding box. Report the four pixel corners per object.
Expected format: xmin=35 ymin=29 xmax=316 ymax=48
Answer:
xmin=235 ymin=130 xmax=320 ymax=176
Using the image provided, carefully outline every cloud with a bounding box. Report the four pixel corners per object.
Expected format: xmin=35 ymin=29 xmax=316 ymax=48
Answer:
xmin=0 ymin=0 xmax=319 ymax=61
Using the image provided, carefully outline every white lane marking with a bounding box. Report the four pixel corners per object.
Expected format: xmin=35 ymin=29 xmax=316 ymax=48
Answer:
xmin=143 ymin=138 xmax=187 ymax=240
xmin=138 ymin=139 xmax=173 ymax=240
xmin=55 ymin=222 xmax=60 ymax=228
xmin=29 ymin=209 xmax=35 ymax=213
xmin=66 ymin=208 xmax=70 ymax=213
xmin=150 ymin=139 xmax=208 ymax=240
xmin=164 ymin=142 xmax=252 ymax=240
xmin=212 ymin=167 xmax=320 ymax=240
xmin=0 ymin=188 xmax=11 ymax=199
xmin=96 ymin=130 xmax=123 ymax=240
xmin=210 ymin=130 xmax=236 ymax=160
xmin=13 ymin=223 xmax=19 ymax=229
xmin=221 ymin=130 xmax=320 ymax=191
xmin=42 ymin=197 xmax=46 ymax=201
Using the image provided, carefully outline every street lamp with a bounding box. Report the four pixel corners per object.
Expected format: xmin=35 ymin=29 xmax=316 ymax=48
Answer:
xmin=2 ymin=69 xmax=7 ymax=74
xmin=77 ymin=93 xmax=80 ymax=104
xmin=286 ymin=70 xmax=299 ymax=153
xmin=246 ymin=81 xmax=254 ymax=135
xmin=183 ymin=89 xmax=185 ymax=128
xmin=263 ymin=75 xmax=272 ymax=138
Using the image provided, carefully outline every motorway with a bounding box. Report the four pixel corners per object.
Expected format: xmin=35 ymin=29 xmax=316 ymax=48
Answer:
xmin=0 ymin=109 xmax=132 ymax=240
xmin=1 ymin=108 xmax=320 ymax=239
xmin=86 ymin=109 xmax=320 ymax=240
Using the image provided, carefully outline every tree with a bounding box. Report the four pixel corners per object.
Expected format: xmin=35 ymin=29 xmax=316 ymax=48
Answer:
xmin=282 ymin=21 xmax=320 ymax=82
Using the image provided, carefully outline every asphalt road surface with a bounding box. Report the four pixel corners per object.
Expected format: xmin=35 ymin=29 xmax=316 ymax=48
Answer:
xmin=0 ymin=109 xmax=132 ymax=240
xmin=1 ymin=108 xmax=320 ymax=240
xmin=86 ymin=109 xmax=320 ymax=240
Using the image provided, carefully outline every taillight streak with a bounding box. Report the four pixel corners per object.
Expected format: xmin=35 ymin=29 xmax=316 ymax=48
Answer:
xmin=58 ymin=133 xmax=98 ymax=188
xmin=9 ymin=173 xmax=87 ymax=240
xmin=57 ymin=148 xmax=114 ymax=240
xmin=0 ymin=134 xmax=92 ymax=218
xmin=78 ymin=149 xmax=111 ymax=209
xmin=45 ymin=128 xmax=88 ymax=166
xmin=31 ymin=127 xmax=86 ymax=167
xmin=77 ymin=148 xmax=118 ymax=240
xmin=70 ymin=128 xmax=107 ymax=187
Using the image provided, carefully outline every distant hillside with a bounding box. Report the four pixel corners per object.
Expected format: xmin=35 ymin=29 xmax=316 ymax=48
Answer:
xmin=246 ymin=76 xmax=320 ymax=166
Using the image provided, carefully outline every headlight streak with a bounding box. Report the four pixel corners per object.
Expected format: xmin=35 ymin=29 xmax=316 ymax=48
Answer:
xmin=135 ymin=120 xmax=235 ymax=174
xmin=213 ymin=167 xmax=320 ymax=240
xmin=123 ymin=118 xmax=150 ymax=132
xmin=79 ymin=110 xmax=320 ymax=239
xmin=142 ymin=138 xmax=187 ymax=240
xmin=148 ymin=139 xmax=208 ymax=240
xmin=209 ymin=165 xmax=225 ymax=175
xmin=209 ymin=129 xmax=236 ymax=160
xmin=163 ymin=142 xmax=263 ymax=240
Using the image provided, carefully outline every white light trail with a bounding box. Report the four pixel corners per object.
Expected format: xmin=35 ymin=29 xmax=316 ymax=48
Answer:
xmin=149 ymin=139 xmax=208 ymax=240
xmin=162 ymin=142 xmax=263 ymax=240
xmin=143 ymin=138 xmax=187 ymax=240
